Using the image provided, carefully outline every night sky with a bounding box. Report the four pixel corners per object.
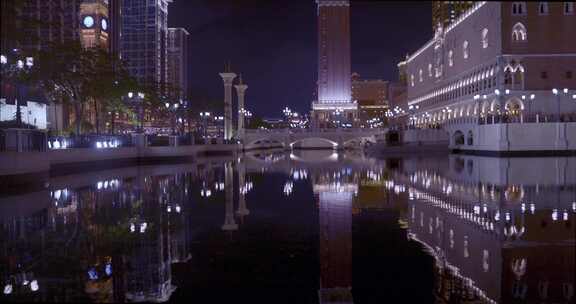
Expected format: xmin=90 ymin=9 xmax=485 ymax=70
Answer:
xmin=168 ymin=0 xmax=431 ymax=118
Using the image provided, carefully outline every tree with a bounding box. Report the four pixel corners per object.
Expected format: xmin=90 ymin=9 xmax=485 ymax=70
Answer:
xmin=32 ymin=41 xmax=111 ymax=135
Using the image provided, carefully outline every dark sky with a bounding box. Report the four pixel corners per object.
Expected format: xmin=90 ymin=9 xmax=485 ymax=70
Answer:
xmin=168 ymin=0 xmax=431 ymax=118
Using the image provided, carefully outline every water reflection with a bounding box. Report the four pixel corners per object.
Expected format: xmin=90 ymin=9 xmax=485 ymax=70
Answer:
xmin=0 ymin=152 xmax=574 ymax=303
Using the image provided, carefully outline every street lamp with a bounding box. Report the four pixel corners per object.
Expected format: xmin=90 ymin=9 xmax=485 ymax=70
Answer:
xmin=199 ymin=111 xmax=211 ymax=139
xmin=165 ymin=101 xmax=179 ymax=135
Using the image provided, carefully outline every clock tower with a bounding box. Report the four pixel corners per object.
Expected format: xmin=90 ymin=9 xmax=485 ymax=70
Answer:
xmin=80 ymin=0 xmax=109 ymax=50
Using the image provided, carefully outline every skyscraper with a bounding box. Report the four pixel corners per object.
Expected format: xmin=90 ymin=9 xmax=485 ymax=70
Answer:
xmin=313 ymin=0 xmax=356 ymax=128
xmin=432 ymin=1 xmax=474 ymax=30
xmin=120 ymin=0 xmax=172 ymax=89
xmin=21 ymin=0 xmax=83 ymax=50
xmin=167 ymin=28 xmax=190 ymax=99
xmin=108 ymin=0 xmax=123 ymax=58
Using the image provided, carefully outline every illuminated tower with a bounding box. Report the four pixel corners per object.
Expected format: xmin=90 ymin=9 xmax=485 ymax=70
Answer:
xmin=79 ymin=0 xmax=110 ymax=49
xmin=313 ymin=0 xmax=356 ymax=129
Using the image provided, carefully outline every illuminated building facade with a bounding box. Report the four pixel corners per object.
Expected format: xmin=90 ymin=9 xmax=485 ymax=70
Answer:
xmin=20 ymin=0 xmax=82 ymax=50
xmin=351 ymin=73 xmax=389 ymax=128
xmin=120 ymin=0 xmax=172 ymax=89
xmin=432 ymin=1 xmax=474 ymax=31
xmin=167 ymin=28 xmax=190 ymax=99
xmin=313 ymin=0 xmax=357 ymax=128
xmin=79 ymin=0 xmax=109 ymax=49
xmin=404 ymin=2 xmax=576 ymax=153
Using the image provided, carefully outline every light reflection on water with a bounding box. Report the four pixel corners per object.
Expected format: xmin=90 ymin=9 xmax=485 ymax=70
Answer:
xmin=0 ymin=151 xmax=574 ymax=303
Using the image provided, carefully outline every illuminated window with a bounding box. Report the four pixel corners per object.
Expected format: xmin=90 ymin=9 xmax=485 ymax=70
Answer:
xmin=411 ymin=74 xmax=415 ymax=87
xmin=566 ymin=2 xmax=575 ymax=14
xmin=428 ymin=63 xmax=432 ymax=77
xmin=419 ymin=69 xmax=423 ymax=82
xmin=512 ymin=23 xmax=527 ymax=41
xmin=482 ymin=28 xmax=489 ymax=48
xmin=463 ymin=41 xmax=469 ymax=59
xmin=539 ymin=2 xmax=549 ymax=15
xmin=512 ymin=2 xmax=527 ymax=15
xmin=448 ymin=50 xmax=453 ymax=67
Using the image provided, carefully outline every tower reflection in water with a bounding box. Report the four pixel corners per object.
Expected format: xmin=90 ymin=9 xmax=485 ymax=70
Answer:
xmin=0 ymin=151 xmax=574 ymax=303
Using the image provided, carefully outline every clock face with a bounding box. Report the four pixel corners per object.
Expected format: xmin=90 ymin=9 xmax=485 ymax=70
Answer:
xmin=83 ymin=16 xmax=95 ymax=28
xmin=101 ymin=18 xmax=108 ymax=31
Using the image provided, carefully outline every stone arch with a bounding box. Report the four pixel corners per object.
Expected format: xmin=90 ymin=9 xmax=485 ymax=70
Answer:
xmin=290 ymin=137 xmax=339 ymax=150
xmin=245 ymin=137 xmax=286 ymax=150
xmin=512 ymin=22 xmax=527 ymax=41
xmin=453 ymin=130 xmax=465 ymax=146
xmin=490 ymin=99 xmax=501 ymax=113
xmin=505 ymin=97 xmax=524 ymax=116
xmin=481 ymin=100 xmax=491 ymax=114
xmin=466 ymin=104 xmax=474 ymax=116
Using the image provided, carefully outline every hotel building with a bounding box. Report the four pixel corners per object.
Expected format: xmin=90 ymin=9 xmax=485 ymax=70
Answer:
xmin=167 ymin=28 xmax=190 ymax=99
xmin=352 ymin=73 xmax=389 ymax=128
xmin=120 ymin=0 xmax=172 ymax=89
xmin=403 ymin=2 xmax=576 ymax=154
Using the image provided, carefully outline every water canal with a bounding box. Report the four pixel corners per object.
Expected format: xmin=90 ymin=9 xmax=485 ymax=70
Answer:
xmin=1 ymin=150 xmax=574 ymax=303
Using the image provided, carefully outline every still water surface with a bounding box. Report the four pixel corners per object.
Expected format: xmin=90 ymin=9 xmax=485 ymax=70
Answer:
xmin=1 ymin=151 xmax=574 ymax=303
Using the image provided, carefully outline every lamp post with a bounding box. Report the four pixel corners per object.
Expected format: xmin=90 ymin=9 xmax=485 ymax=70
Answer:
xmin=1 ymin=50 xmax=34 ymax=127
xmin=215 ymin=116 xmax=224 ymax=139
xmin=199 ymin=111 xmax=211 ymax=140
xmin=165 ymin=101 xmax=179 ymax=135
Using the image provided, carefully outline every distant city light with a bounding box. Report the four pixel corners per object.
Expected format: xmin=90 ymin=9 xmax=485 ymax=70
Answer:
xmin=4 ymin=284 xmax=13 ymax=295
xmin=0 ymin=55 xmax=6 ymax=64
xmin=552 ymin=88 xmax=558 ymax=95
xmin=30 ymin=280 xmax=39 ymax=292
xmin=105 ymin=264 xmax=112 ymax=276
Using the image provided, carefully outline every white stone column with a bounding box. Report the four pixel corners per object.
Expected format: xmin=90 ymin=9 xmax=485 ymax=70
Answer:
xmin=220 ymin=71 xmax=237 ymax=141
xmin=235 ymin=76 xmax=248 ymax=141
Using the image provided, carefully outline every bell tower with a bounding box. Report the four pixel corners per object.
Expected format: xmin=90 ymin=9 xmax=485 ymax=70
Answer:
xmin=312 ymin=0 xmax=356 ymax=129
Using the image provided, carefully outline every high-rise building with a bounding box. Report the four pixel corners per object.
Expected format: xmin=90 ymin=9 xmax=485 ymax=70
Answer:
xmin=351 ymin=73 xmax=389 ymax=128
xmin=312 ymin=0 xmax=356 ymax=128
xmin=120 ymin=0 xmax=172 ymax=89
xmin=167 ymin=28 xmax=190 ymax=99
xmin=432 ymin=1 xmax=474 ymax=30
xmin=108 ymin=0 xmax=122 ymax=58
xmin=21 ymin=0 xmax=83 ymax=50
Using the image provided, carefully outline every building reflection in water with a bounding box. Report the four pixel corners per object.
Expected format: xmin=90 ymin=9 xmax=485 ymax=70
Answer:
xmin=311 ymin=152 xmax=356 ymax=304
xmin=0 ymin=151 xmax=574 ymax=303
xmin=400 ymin=155 xmax=576 ymax=303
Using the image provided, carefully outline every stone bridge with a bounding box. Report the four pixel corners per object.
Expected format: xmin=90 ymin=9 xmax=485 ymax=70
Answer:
xmin=242 ymin=128 xmax=386 ymax=150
